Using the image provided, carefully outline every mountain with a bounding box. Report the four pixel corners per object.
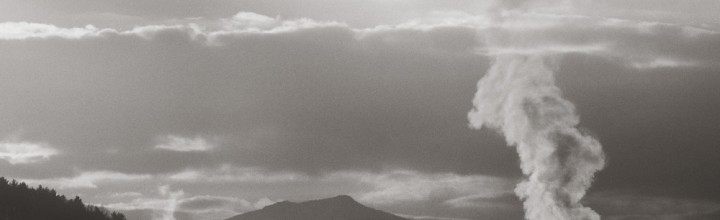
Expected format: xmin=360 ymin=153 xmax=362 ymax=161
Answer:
xmin=226 ymin=195 xmax=408 ymax=220
xmin=0 ymin=177 xmax=126 ymax=220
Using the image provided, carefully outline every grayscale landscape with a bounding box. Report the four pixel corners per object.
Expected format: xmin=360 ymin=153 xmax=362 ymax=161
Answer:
xmin=1 ymin=0 xmax=719 ymax=220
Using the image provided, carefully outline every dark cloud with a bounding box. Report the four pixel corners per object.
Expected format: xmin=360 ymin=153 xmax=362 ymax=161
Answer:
xmin=0 ymin=22 xmax=518 ymax=178
xmin=557 ymin=54 xmax=720 ymax=200
xmin=2 ymin=13 xmax=720 ymax=186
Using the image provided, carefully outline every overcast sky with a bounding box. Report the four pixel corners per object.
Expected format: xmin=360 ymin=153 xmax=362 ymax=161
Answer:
xmin=1 ymin=1 xmax=720 ymax=220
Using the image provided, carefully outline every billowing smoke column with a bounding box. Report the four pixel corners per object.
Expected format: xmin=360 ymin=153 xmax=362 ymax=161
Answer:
xmin=468 ymin=53 xmax=605 ymax=219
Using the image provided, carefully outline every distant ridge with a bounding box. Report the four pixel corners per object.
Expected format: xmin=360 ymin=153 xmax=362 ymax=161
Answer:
xmin=225 ymin=195 xmax=408 ymax=220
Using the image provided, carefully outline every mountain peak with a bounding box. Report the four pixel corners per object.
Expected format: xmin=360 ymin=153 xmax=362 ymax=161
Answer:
xmin=227 ymin=195 xmax=407 ymax=220
xmin=327 ymin=195 xmax=357 ymax=203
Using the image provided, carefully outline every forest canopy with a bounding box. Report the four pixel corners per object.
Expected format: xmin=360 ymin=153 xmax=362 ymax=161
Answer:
xmin=0 ymin=177 xmax=126 ymax=220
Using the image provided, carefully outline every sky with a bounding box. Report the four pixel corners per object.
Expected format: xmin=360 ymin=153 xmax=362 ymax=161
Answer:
xmin=1 ymin=0 xmax=720 ymax=220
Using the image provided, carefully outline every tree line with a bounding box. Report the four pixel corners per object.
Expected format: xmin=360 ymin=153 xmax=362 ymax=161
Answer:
xmin=0 ymin=177 xmax=126 ymax=220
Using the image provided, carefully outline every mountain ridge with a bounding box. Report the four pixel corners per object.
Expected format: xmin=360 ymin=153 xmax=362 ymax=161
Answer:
xmin=225 ymin=195 xmax=408 ymax=220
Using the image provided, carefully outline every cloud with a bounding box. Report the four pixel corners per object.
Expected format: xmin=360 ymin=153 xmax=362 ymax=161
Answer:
xmin=4 ymin=0 xmax=717 ymax=29
xmin=177 ymin=194 xmax=276 ymax=214
xmin=0 ymin=141 xmax=58 ymax=164
xmin=0 ymin=11 xmax=714 ymax=175
xmin=108 ymin=185 xmax=274 ymax=220
xmin=157 ymin=185 xmax=184 ymax=220
xmin=168 ymin=165 xmax=308 ymax=183
xmin=630 ymin=58 xmax=696 ymax=69
xmin=397 ymin=213 xmax=471 ymax=220
xmin=100 ymin=167 xmax=518 ymax=220
xmin=2 ymin=11 xmax=716 ymax=76
xmin=110 ymin=192 xmax=144 ymax=198
xmin=326 ymin=170 xmax=514 ymax=206
xmin=483 ymin=43 xmax=608 ymax=56
xmin=178 ymin=195 xmax=241 ymax=212
xmin=221 ymin=12 xmax=280 ymax=30
xmin=107 ymin=185 xmax=185 ymax=220
xmin=0 ymin=22 xmax=108 ymax=40
xmin=251 ymin=197 xmax=275 ymax=209
xmin=155 ymin=135 xmax=215 ymax=152
xmin=165 ymin=169 xmax=517 ymax=220
xmin=0 ymin=12 xmax=720 ymax=175
xmin=479 ymin=12 xmax=719 ymax=68
xmin=444 ymin=193 xmax=520 ymax=210
xmin=22 ymin=171 xmax=151 ymax=189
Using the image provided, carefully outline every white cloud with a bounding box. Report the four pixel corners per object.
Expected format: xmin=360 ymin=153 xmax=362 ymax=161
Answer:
xmin=106 ymin=185 xmax=186 ymax=220
xmin=22 ymin=171 xmax=151 ymax=189
xmin=222 ymin=12 xmax=280 ymax=30
xmin=123 ymin=24 xmax=185 ymax=39
xmin=89 ymin=168 xmax=515 ymax=220
xmin=156 ymin=169 xmax=516 ymax=220
xmin=178 ymin=195 xmax=242 ymax=212
xmin=252 ymin=197 xmax=275 ymax=209
xmin=443 ymin=193 xmax=519 ymax=210
xmin=630 ymin=58 xmax=696 ymax=69
xmin=0 ymin=141 xmax=58 ymax=164
xmin=327 ymin=170 xmax=514 ymax=206
xmin=483 ymin=43 xmax=609 ymax=56
xmin=0 ymin=22 xmax=110 ymax=40
xmin=177 ymin=194 xmax=275 ymax=214
xmin=107 ymin=187 xmax=273 ymax=220
xmin=108 ymin=187 xmax=180 ymax=212
xmin=168 ymin=164 xmax=308 ymax=183
xmin=397 ymin=213 xmax=471 ymax=220
xmin=157 ymin=185 xmax=184 ymax=220
xmin=155 ymin=135 xmax=215 ymax=152
xmin=110 ymin=192 xmax=144 ymax=198
xmin=164 ymin=167 xmax=516 ymax=213
xmin=2 ymin=10 xmax=718 ymax=69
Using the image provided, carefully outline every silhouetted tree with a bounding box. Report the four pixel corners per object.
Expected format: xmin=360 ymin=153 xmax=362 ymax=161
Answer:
xmin=0 ymin=177 xmax=126 ymax=220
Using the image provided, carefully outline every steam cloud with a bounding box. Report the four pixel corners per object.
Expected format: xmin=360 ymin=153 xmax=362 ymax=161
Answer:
xmin=468 ymin=1 xmax=605 ymax=218
xmin=469 ymin=54 xmax=605 ymax=219
xmin=155 ymin=185 xmax=184 ymax=220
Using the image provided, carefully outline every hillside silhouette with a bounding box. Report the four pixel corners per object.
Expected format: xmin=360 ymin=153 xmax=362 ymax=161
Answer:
xmin=226 ymin=195 xmax=408 ymax=220
xmin=0 ymin=177 xmax=126 ymax=220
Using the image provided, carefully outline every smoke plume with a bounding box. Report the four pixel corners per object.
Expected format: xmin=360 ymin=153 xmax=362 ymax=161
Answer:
xmin=468 ymin=29 xmax=605 ymax=220
xmin=468 ymin=1 xmax=606 ymax=219
xmin=155 ymin=185 xmax=184 ymax=220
